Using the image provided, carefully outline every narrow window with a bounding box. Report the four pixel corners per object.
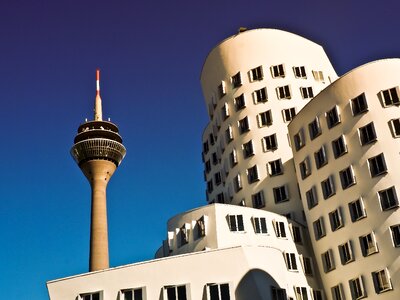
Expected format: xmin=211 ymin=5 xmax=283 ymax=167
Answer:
xmin=381 ymin=87 xmax=400 ymax=107
xmin=332 ymin=135 xmax=347 ymax=158
xmin=372 ymin=269 xmax=393 ymax=293
xmin=301 ymin=256 xmax=313 ymax=276
xmin=326 ymin=106 xmax=340 ymax=128
xmin=253 ymin=217 xmax=267 ymax=234
xmin=178 ymin=224 xmax=189 ymax=247
xmin=214 ymin=172 xmax=222 ymax=186
xmin=331 ymin=284 xmax=343 ymax=300
xmin=277 ymin=85 xmax=291 ymax=99
xmin=291 ymin=225 xmax=302 ymax=244
xmin=300 ymin=87 xmax=314 ymax=99
xmin=314 ymin=145 xmax=327 ymax=169
xmin=313 ymin=217 xmax=325 ymax=240
xmin=308 ymin=117 xmax=321 ymax=140
xmin=229 ymin=149 xmax=237 ymax=167
xmin=233 ymin=174 xmax=242 ymax=192
xmin=263 ymin=134 xmax=278 ymax=151
xmin=205 ymin=160 xmax=211 ymax=173
xmin=231 ymin=72 xmax=242 ymax=88
xmin=339 ymin=241 xmax=354 ymax=265
xmin=271 ymin=64 xmax=285 ymax=78
xmin=251 ymin=66 xmax=263 ymax=81
xmin=359 ymin=232 xmax=378 ymax=256
xmin=218 ymin=82 xmax=226 ymax=99
xmin=228 ymin=215 xmax=244 ymax=232
xmin=254 ymin=87 xmax=268 ymax=103
xmin=378 ymin=186 xmax=398 ymax=210
xmin=293 ymin=66 xmax=306 ymax=78
xmin=273 ymin=185 xmax=289 ymax=203
xmin=252 ymin=191 xmax=265 ymax=208
xmin=349 ymin=198 xmax=367 ymax=222
xmin=349 ymin=277 xmax=366 ymax=300
xmin=368 ymin=153 xmax=387 ymax=177
xmin=258 ymin=110 xmax=272 ymax=127
xmin=321 ymin=176 xmax=335 ymax=199
xmin=390 ymin=224 xmax=400 ymax=247
xmin=274 ymin=221 xmax=286 ymax=238
xmin=282 ymin=107 xmax=296 ymax=122
xmin=299 ymin=157 xmax=311 ymax=179
xmin=329 ymin=207 xmax=343 ymax=231
xmin=207 ymin=180 xmax=213 ymax=193
xmin=293 ymin=129 xmax=305 ymax=151
xmin=312 ymin=290 xmax=322 ymax=300
xmin=242 ymin=140 xmax=254 ymax=158
xmin=322 ymin=249 xmax=335 ymax=272
xmin=203 ymin=141 xmax=209 ymax=154
xmin=238 ymin=116 xmax=250 ymax=134
xmin=388 ymin=118 xmax=400 ymax=137
xmin=284 ymin=252 xmax=298 ymax=270
xmin=216 ymin=192 xmax=225 ymax=203
xmin=195 ymin=216 xmax=206 ymax=239
xmin=351 ymin=93 xmax=368 ymax=116
xmin=212 ymin=152 xmax=218 ymax=165
xmin=221 ymin=103 xmax=229 ymax=120
xmin=268 ymin=159 xmax=283 ymax=176
xmin=306 ymin=186 xmax=318 ymax=209
xmin=247 ymin=165 xmax=259 ymax=183
xmin=234 ymin=94 xmax=246 ymax=111
xmin=294 ymin=287 xmax=309 ymax=300
xmin=359 ymin=122 xmax=377 ymax=145
xmin=225 ymin=126 xmax=233 ymax=143
xmin=339 ymin=166 xmax=356 ymax=189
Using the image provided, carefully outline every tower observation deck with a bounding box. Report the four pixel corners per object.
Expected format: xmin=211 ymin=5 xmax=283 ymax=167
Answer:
xmin=70 ymin=70 xmax=126 ymax=272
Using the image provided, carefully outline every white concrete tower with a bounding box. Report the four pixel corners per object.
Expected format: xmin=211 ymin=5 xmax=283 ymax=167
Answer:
xmin=71 ymin=70 xmax=126 ymax=272
xmin=289 ymin=59 xmax=400 ymax=299
xmin=201 ymin=28 xmax=338 ymax=221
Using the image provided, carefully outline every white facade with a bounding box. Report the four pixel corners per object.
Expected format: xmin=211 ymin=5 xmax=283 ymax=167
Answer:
xmin=201 ymin=28 xmax=337 ymax=222
xmin=288 ymin=59 xmax=400 ymax=300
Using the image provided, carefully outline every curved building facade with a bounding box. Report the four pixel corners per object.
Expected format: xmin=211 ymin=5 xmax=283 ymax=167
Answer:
xmin=288 ymin=59 xmax=400 ymax=299
xmin=201 ymin=28 xmax=338 ymax=221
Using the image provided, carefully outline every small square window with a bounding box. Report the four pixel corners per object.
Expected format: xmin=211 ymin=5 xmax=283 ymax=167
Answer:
xmin=339 ymin=241 xmax=354 ymax=265
xmin=271 ymin=287 xmax=287 ymax=300
xmin=250 ymin=66 xmax=263 ymax=81
xmin=242 ymin=140 xmax=254 ymax=158
xmin=300 ymin=87 xmax=314 ymax=99
xmin=271 ymin=64 xmax=285 ymax=78
xmin=359 ymin=232 xmax=378 ymax=256
xmin=238 ymin=116 xmax=250 ymax=134
xmin=282 ymin=107 xmax=296 ymax=122
xmin=228 ymin=215 xmax=244 ymax=232
xmin=263 ymin=134 xmax=278 ymax=151
xmin=349 ymin=277 xmax=366 ymax=300
xmin=321 ymin=176 xmax=335 ymax=199
xmin=293 ymin=129 xmax=305 ymax=151
xmin=326 ymin=106 xmax=340 ymax=129
xmin=268 ymin=159 xmax=283 ymax=176
xmin=274 ymin=221 xmax=286 ymax=238
xmin=331 ymin=284 xmax=344 ymax=300
xmin=339 ymin=166 xmax=356 ymax=189
xmin=293 ymin=66 xmax=306 ymax=78
xmin=388 ymin=118 xmax=400 ymax=137
xmin=381 ymin=87 xmax=400 ymax=107
xmin=299 ymin=156 xmax=311 ymax=179
xmin=329 ymin=208 xmax=344 ymax=231
xmin=253 ymin=217 xmax=267 ymax=233
xmin=258 ymin=110 xmax=272 ymax=127
xmin=322 ymin=249 xmax=335 ymax=272
xmin=378 ymin=186 xmax=398 ymax=210
xmin=284 ymin=252 xmax=298 ymax=270
xmin=314 ymin=145 xmax=327 ymax=169
xmin=368 ymin=153 xmax=387 ymax=177
xmin=308 ymin=117 xmax=321 ymax=140
xmin=306 ymin=186 xmax=318 ymax=209
xmin=372 ymin=269 xmax=393 ymax=294
xmin=218 ymin=82 xmax=226 ymax=99
xmin=231 ymin=72 xmax=242 ymax=88
xmin=351 ymin=93 xmax=368 ymax=116
xmin=349 ymin=198 xmax=367 ymax=222
xmin=359 ymin=122 xmax=377 ymax=145
xmin=233 ymin=174 xmax=242 ymax=192
xmin=252 ymin=191 xmax=265 ymax=208
xmin=234 ymin=94 xmax=246 ymax=111
xmin=254 ymin=87 xmax=268 ymax=103
xmin=247 ymin=165 xmax=259 ymax=184
xmin=277 ymin=85 xmax=291 ymax=99
xmin=390 ymin=224 xmax=400 ymax=247
xmin=273 ymin=185 xmax=289 ymax=203
xmin=332 ymin=135 xmax=347 ymax=159
xmin=207 ymin=283 xmax=230 ymax=300
xmin=164 ymin=285 xmax=188 ymax=300
xmin=313 ymin=217 xmax=325 ymax=240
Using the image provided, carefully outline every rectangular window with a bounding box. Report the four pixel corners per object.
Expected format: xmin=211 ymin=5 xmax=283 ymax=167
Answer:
xmin=253 ymin=217 xmax=267 ymax=234
xmin=271 ymin=286 xmax=287 ymax=300
xmin=254 ymin=87 xmax=268 ymax=103
xmin=294 ymin=287 xmax=309 ymax=300
xmin=268 ymin=159 xmax=283 ymax=176
xmin=294 ymin=66 xmax=306 ymax=78
xmin=178 ymin=224 xmax=189 ymax=247
xmin=339 ymin=166 xmax=356 ymax=189
xmin=312 ymin=70 xmax=324 ymax=82
xmin=390 ymin=224 xmax=400 ymax=247
xmin=274 ymin=221 xmax=287 ymax=238
xmin=312 ymin=290 xmax=322 ymax=300
xmin=252 ymin=191 xmax=265 ymax=208
xmin=329 ymin=208 xmax=344 ymax=231
xmin=332 ymin=135 xmax=347 ymax=158
xmin=351 ymin=93 xmax=368 ymax=116
xmin=164 ymin=285 xmax=188 ymax=300
xmin=247 ymin=165 xmax=259 ymax=183
xmin=349 ymin=198 xmax=366 ymax=222
xmin=228 ymin=215 xmax=244 ymax=232
xmin=301 ymin=256 xmax=313 ymax=276
xmin=238 ymin=116 xmax=250 ymax=134
xmin=273 ymin=185 xmax=289 ymax=203
xmin=229 ymin=149 xmax=237 ymax=167
xmin=205 ymin=160 xmax=211 ymax=173
xmin=389 ymin=118 xmax=400 ymax=137
xmin=207 ymin=180 xmax=213 ymax=193
xmin=210 ymin=134 xmax=215 ymax=145
xmin=381 ymin=87 xmax=400 ymax=107
xmin=300 ymin=87 xmax=314 ymax=99
xmin=233 ymin=174 xmax=242 ymax=192
xmin=263 ymin=134 xmax=278 ymax=151
xmin=242 ymin=140 xmax=254 ymax=158
xmin=277 ymin=85 xmax=291 ymax=99
xmin=299 ymin=156 xmax=311 ymax=179
xmin=308 ymin=117 xmax=321 ymax=140
xmin=195 ymin=216 xmax=206 ymax=239
xmin=203 ymin=141 xmax=209 ymax=154
xmin=212 ymin=152 xmax=218 ymax=165
xmin=368 ymin=153 xmax=387 ymax=177
xmin=359 ymin=232 xmax=378 ymax=256
xmin=234 ymin=94 xmax=246 ymax=111
xmin=251 ymin=66 xmax=263 ymax=81
xmin=313 ymin=217 xmax=325 ymax=240
xmin=208 ymin=283 xmax=230 ymax=300
xmin=258 ymin=110 xmax=272 ymax=127
xmin=216 ymin=192 xmax=225 ymax=203
xmin=294 ymin=129 xmax=305 ymax=151
xmin=306 ymin=186 xmax=318 ymax=209
xmin=284 ymin=252 xmax=298 ymax=271
xmin=291 ymin=225 xmax=302 ymax=244
xmin=359 ymin=122 xmax=377 ymax=145
xmin=282 ymin=107 xmax=296 ymax=122
xmin=321 ymin=176 xmax=335 ymax=199
xmin=231 ymin=72 xmax=242 ymax=88
xmin=122 ymin=288 xmax=144 ymax=300
xmin=81 ymin=292 xmax=101 ymax=300
xmin=331 ymin=284 xmax=343 ymax=300
xmin=326 ymin=106 xmax=340 ymax=129
xmin=322 ymin=249 xmax=335 ymax=272
xmin=372 ymin=269 xmax=393 ymax=293
xmin=225 ymin=126 xmax=233 ymax=143
xmin=314 ymin=145 xmax=328 ymax=169
xmin=339 ymin=241 xmax=354 ymax=265
xmin=218 ymin=82 xmax=226 ymax=99
xmin=271 ymin=64 xmax=285 ymax=78
xmin=221 ymin=103 xmax=229 ymax=120
xmin=214 ymin=172 xmax=222 ymax=186
xmin=378 ymin=186 xmax=398 ymax=210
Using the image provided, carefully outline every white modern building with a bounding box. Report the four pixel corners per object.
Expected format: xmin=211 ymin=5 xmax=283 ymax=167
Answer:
xmin=47 ymin=28 xmax=400 ymax=300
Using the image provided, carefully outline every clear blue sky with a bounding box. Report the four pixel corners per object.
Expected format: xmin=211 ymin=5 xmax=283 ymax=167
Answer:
xmin=1 ymin=0 xmax=399 ymax=299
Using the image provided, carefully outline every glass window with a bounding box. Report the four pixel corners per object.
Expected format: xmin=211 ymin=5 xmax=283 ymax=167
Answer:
xmin=326 ymin=106 xmax=340 ymax=129
xmin=322 ymin=249 xmax=335 ymax=272
xmin=228 ymin=215 xmax=244 ymax=232
xmin=254 ymin=87 xmax=268 ymax=103
xmin=242 ymin=140 xmax=254 ymax=158
xmin=218 ymin=82 xmax=226 ymax=99
xmin=299 ymin=157 xmax=311 ymax=179
xmin=271 ymin=287 xmax=287 ymax=300
xmin=231 ymin=72 xmax=242 ymax=88
xmin=208 ymin=283 xmax=230 ymax=300
xmin=313 ymin=217 xmax=325 ymax=240
xmin=274 ymin=221 xmax=286 ymax=238
xmin=238 ymin=116 xmax=250 ymax=134
xmin=378 ymin=186 xmax=398 ymax=210
xmin=321 ymin=176 xmax=335 ymax=199
xmin=314 ymin=145 xmax=328 ymax=169
xmin=381 ymin=87 xmax=400 ymax=107
xmin=293 ymin=66 xmax=306 ymax=78
xmin=391 ymin=224 xmax=400 ymax=247
xmin=165 ymin=285 xmax=187 ymax=300
xmin=268 ymin=159 xmax=283 ymax=176
xmin=253 ymin=217 xmax=267 ymax=234
xmin=294 ymin=129 xmax=305 ymax=151
xmin=258 ymin=110 xmax=272 ymax=127
xmin=308 ymin=117 xmax=321 ymax=140
xmin=372 ymin=269 xmax=393 ymax=293
xmin=247 ymin=165 xmax=259 ymax=184
xmin=349 ymin=198 xmax=367 ymax=222
xmin=329 ymin=207 xmax=344 ymax=231
xmin=339 ymin=241 xmax=354 ymax=265
xmin=389 ymin=118 xmax=400 ymax=137
xmin=368 ymin=153 xmax=387 ymax=177
xmin=263 ymin=134 xmax=278 ymax=151
xmin=273 ymin=185 xmax=289 ymax=203
xmin=271 ymin=64 xmax=285 ymax=78
xmin=306 ymin=186 xmax=318 ymax=209
xmin=349 ymin=277 xmax=366 ymax=300
xmin=234 ymin=94 xmax=246 ymax=111
xmin=339 ymin=166 xmax=356 ymax=189
xmin=332 ymin=135 xmax=347 ymax=158
xmin=282 ymin=107 xmax=296 ymax=122
xmin=300 ymin=87 xmax=314 ymax=99
xmin=252 ymin=191 xmax=265 ymax=208
xmin=251 ymin=66 xmax=263 ymax=81
xmin=284 ymin=252 xmax=298 ymax=270
xmin=351 ymin=93 xmax=368 ymax=116
xmin=359 ymin=232 xmax=378 ymax=256
xmin=277 ymin=85 xmax=291 ymax=99
xmin=331 ymin=285 xmax=343 ymax=300
xmin=359 ymin=122 xmax=377 ymax=145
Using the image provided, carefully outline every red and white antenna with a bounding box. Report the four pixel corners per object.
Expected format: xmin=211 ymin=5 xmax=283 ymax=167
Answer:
xmin=94 ymin=69 xmax=103 ymax=121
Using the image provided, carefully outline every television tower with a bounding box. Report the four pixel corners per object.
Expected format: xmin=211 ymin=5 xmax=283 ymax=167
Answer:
xmin=70 ymin=70 xmax=126 ymax=272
